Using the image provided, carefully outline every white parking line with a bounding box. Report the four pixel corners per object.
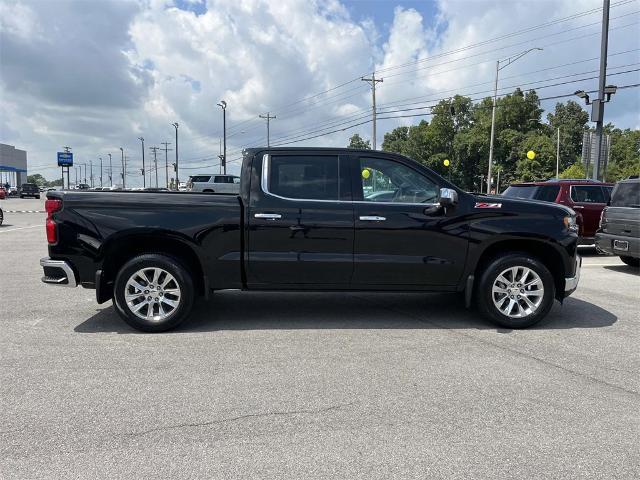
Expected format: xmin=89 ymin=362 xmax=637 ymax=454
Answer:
xmin=0 ymin=225 xmax=41 ymax=233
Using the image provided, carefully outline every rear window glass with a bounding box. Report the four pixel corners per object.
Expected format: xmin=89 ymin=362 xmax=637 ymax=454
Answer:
xmin=610 ymin=182 xmax=640 ymax=207
xmin=571 ymin=185 xmax=605 ymax=203
xmin=214 ymin=176 xmax=233 ymax=183
xmin=502 ymin=186 xmax=537 ymax=199
xmin=190 ymin=176 xmax=211 ymax=183
xmin=269 ymin=155 xmax=339 ymax=200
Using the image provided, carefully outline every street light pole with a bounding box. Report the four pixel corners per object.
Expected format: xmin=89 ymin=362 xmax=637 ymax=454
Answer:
xmin=138 ymin=137 xmax=146 ymax=188
xmin=108 ymin=153 xmax=112 ymax=187
xmin=218 ymin=101 xmax=227 ymax=174
xmin=487 ymin=47 xmax=543 ymax=194
xmin=119 ymin=147 xmax=125 ymax=189
xmin=172 ymin=123 xmax=179 ymax=190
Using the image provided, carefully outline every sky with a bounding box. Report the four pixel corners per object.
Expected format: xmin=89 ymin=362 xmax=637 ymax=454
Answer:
xmin=1 ymin=0 xmax=639 ymax=186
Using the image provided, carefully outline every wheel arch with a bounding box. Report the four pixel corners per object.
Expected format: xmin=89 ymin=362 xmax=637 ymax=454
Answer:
xmin=97 ymin=232 xmax=207 ymax=303
xmin=471 ymin=239 xmax=566 ymax=302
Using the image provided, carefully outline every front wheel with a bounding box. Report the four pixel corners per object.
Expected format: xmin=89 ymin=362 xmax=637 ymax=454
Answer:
xmin=113 ymin=254 xmax=195 ymax=332
xmin=620 ymin=256 xmax=639 ymax=268
xmin=477 ymin=253 xmax=555 ymax=329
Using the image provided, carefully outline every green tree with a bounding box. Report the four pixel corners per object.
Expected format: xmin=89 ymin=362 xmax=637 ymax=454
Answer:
xmin=605 ymin=127 xmax=640 ymax=181
xmin=381 ymin=126 xmax=410 ymax=153
xmin=547 ymin=100 xmax=589 ymax=168
xmin=515 ymin=132 xmax=556 ymax=181
xmin=27 ymin=173 xmax=47 ymax=186
xmin=559 ymin=163 xmax=586 ymax=179
xmin=347 ymin=133 xmax=371 ymax=149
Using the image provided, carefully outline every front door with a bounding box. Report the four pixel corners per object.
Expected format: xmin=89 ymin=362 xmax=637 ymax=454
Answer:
xmin=247 ymin=152 xmax=354 ymax=286
xmin=351 ymin=155 xmax=468 ymax=288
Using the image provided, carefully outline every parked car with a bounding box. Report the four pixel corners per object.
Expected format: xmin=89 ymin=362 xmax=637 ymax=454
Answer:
xmin=20 ymin=183 xmax=41 ymax=199
xmin=40 ymin=147 xmax=581 ymax=332
xmin=502 ymin=179 xmax=613 ymax=244
xmin=187 ymin=174 xmax=240 ymax=194
xmin=0 ymin=187 xmax=6 ymax=200
xmin=595 ymin=177 xmax=640 ymax=267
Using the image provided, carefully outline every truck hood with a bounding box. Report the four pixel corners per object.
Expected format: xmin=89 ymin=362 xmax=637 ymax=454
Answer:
xmin=473 ymin=194 xmax=575 ymax=216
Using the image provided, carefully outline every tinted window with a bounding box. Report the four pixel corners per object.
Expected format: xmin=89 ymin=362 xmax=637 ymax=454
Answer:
xmin=534 ymin=185 xmax=560 ymax=202
xmin=571 ymin=185 xmax=605 ymax=203
xmin=214 ymin=176 xmax=231 ymax=183
xmin=610 ymin=182 xmax=640 ymax=207
xmin=502 ymin=185 xmax=537 ymax=199
xmin=360 ymin=157 xmax=438 ymax=203
xmin=190 ymin=175 xmax=211 ymax=183
xmin=269 ymin=155 xmax=339 ymax=200
xmin=603 ymin=186 xmax=613 ymax=202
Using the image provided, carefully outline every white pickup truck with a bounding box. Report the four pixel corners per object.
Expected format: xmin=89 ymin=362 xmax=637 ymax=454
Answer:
xmin=187 ymin=174 xmax=240 ymax=193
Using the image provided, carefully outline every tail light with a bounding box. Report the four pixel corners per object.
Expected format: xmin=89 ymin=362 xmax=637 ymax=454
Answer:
xmin=45 ymin=198 xmax=62 ymax=244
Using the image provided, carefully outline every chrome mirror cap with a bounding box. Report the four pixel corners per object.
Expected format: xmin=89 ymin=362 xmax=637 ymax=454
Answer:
xmin=439 ymin=188 xmax=458 ymax=207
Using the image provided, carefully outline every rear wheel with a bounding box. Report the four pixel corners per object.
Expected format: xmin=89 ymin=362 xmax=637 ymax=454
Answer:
xmin=0 ymin=208 xmax=3 ymax=226
xmin=477 ymin=253 xmax=555 ymax=329
xmin=620 ymin=256 xmax=639 ymax=268
xmin=113 ymin=254 xmax=194 ymax=332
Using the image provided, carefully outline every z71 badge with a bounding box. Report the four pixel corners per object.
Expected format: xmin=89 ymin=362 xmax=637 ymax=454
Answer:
xmin=475 ymin=202 xmax=502 ymax=209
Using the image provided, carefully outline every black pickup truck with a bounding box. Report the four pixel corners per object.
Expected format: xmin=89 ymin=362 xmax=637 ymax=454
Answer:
xmin=41 ymin=148 xmax=581 ymax=332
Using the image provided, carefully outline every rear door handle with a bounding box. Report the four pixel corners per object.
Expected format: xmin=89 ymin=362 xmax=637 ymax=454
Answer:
xmin=573 ymin=206 xmax=584 ymax=209
xmin=254 ymin=213 xmax=282 ymax=220
xmin=359 ymin=215 xmax=386 ymax=221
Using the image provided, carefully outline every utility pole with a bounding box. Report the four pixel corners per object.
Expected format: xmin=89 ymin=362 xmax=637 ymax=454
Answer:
xmin=99 ymin=157 xmax=103 ymax=187
xmin=138 ymin=137 xmax=146 ymax=188
xmin=149 ymin=146 xmax=160 ymax=188
xmin=172 ymin=123 xmax=179 ymax=190
xmin=556 ymin=128 xmax=561 ymax=179
xmin=361 ymin=73 xmax=383 ymax=149
xmin=593 ymin=0 xmax=610 ymax=181
xmin=217 ymin=101 xmax=227 ymax=174
xmin=107 ymin=153 xmax=112 ymax=187
xmin=160 ymin=142 xmax=173 ymax=188
xmin=259 ymin=112 xmax=276 ymax=147
xmin=487 ymin=47 xmax=543 ymax=194
xmin=119 ymin=147 xmax=125 ymax=189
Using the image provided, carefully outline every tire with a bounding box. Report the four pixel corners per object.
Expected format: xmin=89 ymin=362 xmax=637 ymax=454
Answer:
xmin=0 ymin=209 xmax=3 ymax=226
xmin=112 ymin=254 xmax=195 ymax=332
xmin=620 ymin=256 xmax=640 ymax=268
xmin=203 ymin=189 xmax=214 ymax=193
xmin=36 ymin=195 xmax=40 ymax=199
xmin=476 ymin=253 xmax=556 ymax=329
xmin=20 ymin=195 xmax=24 ymax=199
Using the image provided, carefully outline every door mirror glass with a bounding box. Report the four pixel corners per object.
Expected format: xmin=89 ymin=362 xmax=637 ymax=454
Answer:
xmin=439 ymin=188 xmax=458 ymax=207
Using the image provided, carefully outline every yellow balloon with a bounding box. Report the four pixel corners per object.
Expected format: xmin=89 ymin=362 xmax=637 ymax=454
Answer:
xmin=361 ymin=169 xmax=371 ymax=179
xmin=527 ymin=150 xmax=536 ymax=160
xmin=443 ymin=159 xmax=450 ymax=167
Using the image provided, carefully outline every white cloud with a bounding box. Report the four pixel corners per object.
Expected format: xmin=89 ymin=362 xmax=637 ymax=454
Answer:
xmin=0 ymin=0 xmax=638 ymax=183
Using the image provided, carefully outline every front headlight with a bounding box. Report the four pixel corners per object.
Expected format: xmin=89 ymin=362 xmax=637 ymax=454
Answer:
xmin=564 ymin=215 xmax=578 ymax=233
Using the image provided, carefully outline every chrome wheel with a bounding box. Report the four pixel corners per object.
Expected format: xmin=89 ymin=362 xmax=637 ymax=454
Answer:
xmin=124 ymin=267 xmax=182 ymax=322
xmin=491 ymin=266 xmax=544 ymax=319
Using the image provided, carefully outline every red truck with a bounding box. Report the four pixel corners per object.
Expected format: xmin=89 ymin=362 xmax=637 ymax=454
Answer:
xmin=503 ymin=179 xmax=613 ymax=244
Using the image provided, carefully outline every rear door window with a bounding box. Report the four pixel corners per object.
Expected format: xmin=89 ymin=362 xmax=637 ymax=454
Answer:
xmin=268 ymin=155 xmax=340 ymax=200
xmin=571 ymin=185 xmax=605 ymax=203
xmin=610 ymin=182 xmax=640 ymax=207
xmin=190 ymin=175 xmax=211 ymax=183
xmin=534 ymin=185 xmax=560 ymax=202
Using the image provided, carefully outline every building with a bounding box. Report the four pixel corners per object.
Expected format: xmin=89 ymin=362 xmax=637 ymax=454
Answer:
xmin=0 ymin=143 xmax=28 ymax=187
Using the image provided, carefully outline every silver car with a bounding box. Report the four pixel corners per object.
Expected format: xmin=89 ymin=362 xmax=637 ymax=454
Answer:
xmin=187 ymin=174 xmax=240 ymax=194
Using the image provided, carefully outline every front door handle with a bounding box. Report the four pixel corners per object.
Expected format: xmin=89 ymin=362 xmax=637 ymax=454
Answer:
xmin=254 ymin=213 xmax=282 ymax=220
xmin=359 ymin=215 xmax=386 ymax=221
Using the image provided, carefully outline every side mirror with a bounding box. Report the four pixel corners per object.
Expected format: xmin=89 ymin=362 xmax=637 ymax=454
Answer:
xmin=439 ymin=188 xmax=458 ymax=207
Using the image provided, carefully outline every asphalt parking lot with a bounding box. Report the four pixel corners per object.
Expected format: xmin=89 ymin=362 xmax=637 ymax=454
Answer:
xmin=1 ymin=197 xmax=638 ymax=479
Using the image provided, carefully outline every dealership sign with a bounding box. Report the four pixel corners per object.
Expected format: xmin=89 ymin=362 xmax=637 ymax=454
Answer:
xmin=57 ymin=152 xmax=73 ymax=167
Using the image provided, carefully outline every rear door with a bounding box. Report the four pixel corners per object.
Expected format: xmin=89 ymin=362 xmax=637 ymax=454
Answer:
xmin=351 ymin=154 xmax=468 ymax=287
xmin=570 ymin=185 xmax=607 ymax=238
xmin=247 ymin=152 xmax=354 ymax=286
